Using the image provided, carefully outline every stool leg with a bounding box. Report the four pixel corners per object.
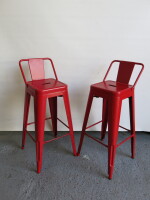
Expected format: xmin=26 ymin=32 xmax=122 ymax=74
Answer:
xmin=34 ymin=95 xmax=46 ymax=173
xmin=101 ymin=98 xmax=108 ymax=140
xmin=108 ymin=97 xmax=122 ymax=179
xmin=63 ymin=91 xmax=77 ymax=156
xmin=49 ymin=97 xmax=57 ymax=137
xmin=22 ymin=90 xmax=31 ymax=149
xmin=129 ymin=95 xmax=136 ymax=159
xmin=77 ymin=90 xmax=94 ymax=156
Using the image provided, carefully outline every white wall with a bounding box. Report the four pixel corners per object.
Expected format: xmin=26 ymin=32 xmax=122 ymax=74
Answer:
xmin=0 ymin=0 xmax=150 ymax=131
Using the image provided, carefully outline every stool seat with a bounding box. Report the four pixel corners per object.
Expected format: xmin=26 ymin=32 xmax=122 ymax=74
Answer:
xmin=92 ymin=80 xmax=132 ymax=96
xmin=27 ymin=78 xmax=67 ymax=93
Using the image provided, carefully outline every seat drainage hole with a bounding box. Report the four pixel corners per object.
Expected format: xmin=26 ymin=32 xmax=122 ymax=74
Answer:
xmin=42 ymin=82 xmax=51 ymax=85
xmin=109 ymin=84 xmax=117 ymax=87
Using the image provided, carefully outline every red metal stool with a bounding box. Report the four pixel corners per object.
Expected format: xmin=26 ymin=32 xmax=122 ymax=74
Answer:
xmin=77 ymin=60 xmax=144 ymax=179
xmin=19 ymin=58 xmax=77 ymax=173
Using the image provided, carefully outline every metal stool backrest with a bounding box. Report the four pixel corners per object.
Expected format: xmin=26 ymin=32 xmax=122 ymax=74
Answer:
xmin=103 ymin=60 xmax=144 ymax=88
xmin=19 ymin=58 xmax=58 ymax=85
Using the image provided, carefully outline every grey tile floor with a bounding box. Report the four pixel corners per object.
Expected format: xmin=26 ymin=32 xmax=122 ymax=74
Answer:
xmin=0 ymin=131 xmax=149 ymax=200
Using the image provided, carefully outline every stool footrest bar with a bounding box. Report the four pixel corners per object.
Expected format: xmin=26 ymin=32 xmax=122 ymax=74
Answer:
xmin=116 ymin=135 xmax=134 ymax=147
xmin=86 ymin=120 xmax=102 ymax=130
xmin=27 ymin=117 xmax=69 ymax=129
xmin=26 ymin=130 xmax=70 ymax=144
xmin=44 ymin=133 xmax=70 ymax=143
xmin=119 ymin=125 xmax=130 ymax=131
xmin=27 ymin=117 xmax=52 ymax=126
xmin=57 ymin=117 xmax=69 ymax=129
xmin=85 ymin=132 xmax=108 ymax=147
xmin=26 ymin=130 xmax=36 ymax=142
xmin=85 ymin=132 xmax=134 ymax=148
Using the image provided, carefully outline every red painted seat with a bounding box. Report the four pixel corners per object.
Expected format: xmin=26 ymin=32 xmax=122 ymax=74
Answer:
xmin=19 ymin=58 xmax=76 ymax=173
xmin=92 ymin=80 xmax=133 ymax=95
xmin=27 ymin=78 xmax=67 ymax=93
xmin=77 ymin=60 xmax=144 ymax=179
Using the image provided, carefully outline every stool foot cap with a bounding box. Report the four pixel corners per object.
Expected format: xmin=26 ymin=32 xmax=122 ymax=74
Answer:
xmin=101 ymin=136 xmax=105 ymax=141
xmin=37 ymin=170 xmax=41 ymax=174
xmin=131 ymin=156 xmax=135 ymax=159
